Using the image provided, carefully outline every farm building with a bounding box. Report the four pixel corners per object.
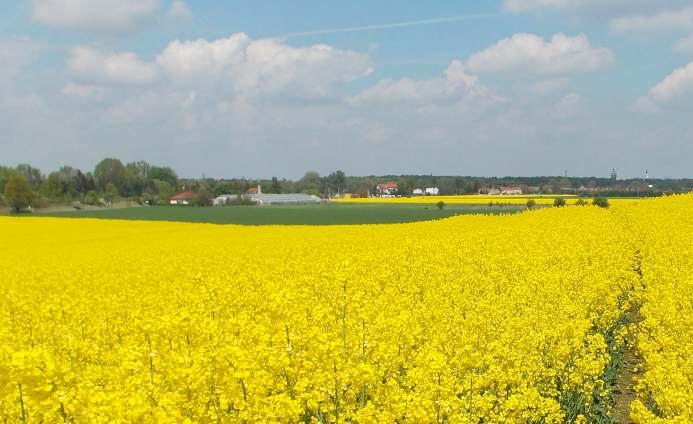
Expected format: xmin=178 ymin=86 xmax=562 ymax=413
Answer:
xmin=252 ymin=193 xmax=321 ymax=205
xmin=170 ymin=191 xmax=194 ymax=205
xmin=481 ymin=186 xmax=523 ymax=195
xmin=412 ymin=187 xmax=440 ymax=196
xmin=500 ymin=186 xmax=523 ymax=195
xmin=214 ymin=193 xmax=321 ymax=206
xmin=376 ymin=182 xmax=398 ymax=196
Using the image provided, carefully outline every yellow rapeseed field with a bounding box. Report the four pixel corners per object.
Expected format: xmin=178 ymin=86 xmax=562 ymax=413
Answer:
xmin=0 ymin=196 xmax=690 ymax=423
xmin=623 ymin=198 xmax=692 ymax=423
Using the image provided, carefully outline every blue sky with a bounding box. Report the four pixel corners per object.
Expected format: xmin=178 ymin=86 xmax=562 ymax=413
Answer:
xmin=1 ymin=1 xmax=692 ymax=178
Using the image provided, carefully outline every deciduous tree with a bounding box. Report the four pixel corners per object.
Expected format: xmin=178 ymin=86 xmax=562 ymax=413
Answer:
xmin=4 ymin=174 xmax=33 ymax=212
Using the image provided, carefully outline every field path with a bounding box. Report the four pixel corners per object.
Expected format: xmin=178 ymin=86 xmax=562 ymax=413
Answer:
xmin=611 ymin=307 xmax=643 ymax=423
xmin=611 ymin=250 xmax=645 ymax=424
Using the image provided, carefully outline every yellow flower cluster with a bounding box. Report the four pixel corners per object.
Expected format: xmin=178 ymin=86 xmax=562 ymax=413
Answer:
xmin=0 ymin=196 xmax=690 ymax=423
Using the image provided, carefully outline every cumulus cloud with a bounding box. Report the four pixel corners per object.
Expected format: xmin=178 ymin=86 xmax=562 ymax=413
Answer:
xmin=637 ymin=62 xmax=693 ymax=111
xmin=465 ymin=33 xmax=614 ymax=75
xmin=68 ymin=47 xmax=159 ymax=85
xmin=157 ymin=33 xmax=250 ymax=81
xmin=158 ymin=33 xmax=373 ymax=98
xmin=351 ymin=60 xmax=489 ymax=105
xmin=234 ymin=38 xmax=372 ymax=97
xmin=610 ymin=7 xmax=693 ymax=34
xmin=32 ymin=0 xmax=160 ymax=31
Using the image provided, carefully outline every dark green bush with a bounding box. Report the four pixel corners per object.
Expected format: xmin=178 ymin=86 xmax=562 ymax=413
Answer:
xmin=83 ymin=190 xmax=99 ymax=205
xmin=593 ymin=197 xmax=610 ymax=208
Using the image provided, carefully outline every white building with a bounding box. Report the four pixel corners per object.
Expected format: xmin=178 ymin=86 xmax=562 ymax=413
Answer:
xmin=412 ymin=188 xmax=424 ymax=196
xmin=214 ymin=193 xmax=321 ymax=206
xmin=425 ymin=187 xmax=439 ymax=195
xmin=500 ymin=186 xmax=523 ymax=195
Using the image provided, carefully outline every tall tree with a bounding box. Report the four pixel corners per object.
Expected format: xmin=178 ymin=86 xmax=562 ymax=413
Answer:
xmin=325 ymin=170 xmax=347 ymax=196
xmin=149 ymin=166 xmax=178 ymax=189
xmin=15 ymin=164 xmax=43 ymax=190
xmin=74 ymin=171 xmax=95 ymax=195
xmin=4 ymin=174 xmax=33 ymax=212
xmin=54 ymin=166 xmax=79 ymax=197
xmin=123 ymin=164 xmax=145 ymax=197
xmin=94 ymin=158 xmax=126 ymax=194
xmin=40 ymin=173 xmax=63 ymax=198
xmin=0 ymin=166 xmax=17 ymax=193
xmin=270 ymin=177 xmax=281 ymax=194
xmin=298 ymin=171 xmax=321 ymax=195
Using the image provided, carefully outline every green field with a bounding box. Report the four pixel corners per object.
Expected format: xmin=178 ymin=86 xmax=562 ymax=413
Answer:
xmin=31 ymin=203 xmax=524 ymax=225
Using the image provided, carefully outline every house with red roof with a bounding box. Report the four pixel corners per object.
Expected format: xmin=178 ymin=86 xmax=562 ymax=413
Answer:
xmin=169 ymin=191 xmax=194 ymax=205
xmin=376 ymin=181 xmax=398 ymax=196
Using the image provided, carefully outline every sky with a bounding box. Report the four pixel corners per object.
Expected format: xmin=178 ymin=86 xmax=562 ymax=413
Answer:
xmin=1 ymin=1 xmax=692 ymax=179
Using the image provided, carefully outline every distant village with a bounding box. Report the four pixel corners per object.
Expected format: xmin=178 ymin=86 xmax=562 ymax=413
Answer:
xmin=168 ymin=169 xmax=673 ymax=206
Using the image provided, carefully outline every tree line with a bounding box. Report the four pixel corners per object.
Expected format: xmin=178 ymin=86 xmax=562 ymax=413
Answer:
xmin=0 ymin=160 xmax=352 ymax=211
xmin=1 ymin=159 xmax=179 ymax=211
xmin=2 ymin=158 xmax=691 ymax=212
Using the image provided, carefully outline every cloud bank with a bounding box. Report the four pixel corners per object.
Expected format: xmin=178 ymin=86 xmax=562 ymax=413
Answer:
xmin=32 ymin=0 xmax=161 ymax=31
xmin=465 ymin=33 xmax=614 ymax=75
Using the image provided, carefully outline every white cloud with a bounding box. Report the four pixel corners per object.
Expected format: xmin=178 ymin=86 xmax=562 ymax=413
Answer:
xmin=166 ymin=0 xmax=192 ymax=23
xmin=351 ymin=78 xmax=458 ymax=105
xmin=68 ymin=46 xmax=159 ymax=85
xmin=233 ymin=38 xmax=373 ymax=97
xmin=610 ymin=7 xmax=693 ymax=34
xmin=157 ymin=33 xmax=250 ymax=81
xmin=637 ymin=62 xmax=693 ymax=111
xmin=351 ymin=60 xmax=488 ymax=105
xmin=466 ymin=33 xmax=614 ymax=75
xmin=32 ymin=0 xmax=160 ymax=31
xmin=674 ymin=34 xmax=693 ymax=55
xmin=158 ymin=34 xmax=373 ymax=98
xmin=444 ymin=60 xmax=482 ymax=89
